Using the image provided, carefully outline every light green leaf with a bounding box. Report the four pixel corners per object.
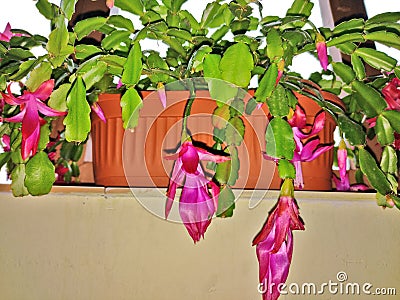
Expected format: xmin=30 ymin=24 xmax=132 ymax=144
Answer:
xmin=216 ymin=186 xmax=235 ymax=218
xmin=120 ymin=87 xmax=143 ymax=129
xmin=286 ymin=0 xmax=313 ymax=17
xmin=381 ymin=146 xmax=398 ymax=175
xmin=61 ymin=0 xmax=78 ymax=20
xmin=332 ymin=62 xmax=355 ymax=84
xmin=108 ymin=15 xmax=135 ymax=32
xmin=46 ymin=16 xmax=69 ymax=57
xmin=36 ymin=0 xmax=58 ymax=20
xmin=215 ymin=146 xmax=239 ymax=186
xmin=333 ymin=18 xmax=365 ymax=36
xmin=49 ymin=83 xmax=70 ymax=111
xmin=203 ymin=54 xmax=222 ymax=79
xmin=121 ymin=43 xmax=143 ymax=85
xmin=212 ymin=105 xmax=230 ymax=129
xmin=220 ymin=43 xmax=254 ymax=88
xmin=266 ymin=28 xmax=283 ymax=60
xmin=114 ymin=0 xmax=144 ymax=16
xmin=146 ymin=52 xmax=169 ymax=83
xmin=327 ymin=33 xmax=364 ymax=47
xmin=225 ymin=116 xmax=245 ymax=146
xmin=101 ymin=30 xmax=131 ymax=51
xmin=354 ymin=48 xmax=397 ymax=71
xmin=265 ymin=117 xmax=295 ymax=160
xmin=254 ymin=63 xmax=278 ymax=102
xmin=352 ymin=81 xmax=387 ymax=118
xmin=74 ymin=17 xmax=108 ymax=40
xmin=11 ymin=164 xmax=29 ymax=197
xmin=268 ymin=84 xmax=289 ymax=117
xmin=75 ymin=45 xmax=102 ymax=60
xmin=64 ymin=77 xmax=91 ymax=142
xmin=38 ymin=123 xmax=51 ymax=151
xmin=376 ymin=115 xmax=394 ymax=146
xmin=25 ymin=151 xmax=55 ymax=196
xmin=25 ymin=62 xmax=52 ymax=91
xmin=79 ymin=60 xmax=108 ymax=89
xmin=364 ymin=31 xmax=400 ymax=50
xmin=382 ymin=110 xmax=400 ymax=133
xmin=367 ymin=12 xmax=400 ymax=24
xmin=278 ymin=159 xmax=295 ymax=179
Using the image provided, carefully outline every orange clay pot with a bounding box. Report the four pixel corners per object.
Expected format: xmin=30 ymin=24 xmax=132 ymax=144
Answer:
xmin=91 ymin=89 xmax=342 ymax=190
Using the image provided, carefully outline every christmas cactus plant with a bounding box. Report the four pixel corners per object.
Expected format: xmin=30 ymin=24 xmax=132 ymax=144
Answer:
xmin=1 ymin=0 xmax=400 ymax=299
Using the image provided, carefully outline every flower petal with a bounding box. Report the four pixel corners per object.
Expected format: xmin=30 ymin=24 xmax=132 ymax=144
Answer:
xmin=32 ymin=79 xmax=54 ymax=101
xmin=21 ymin=101 xmax=40 ymax=159
xmin=36 ymin=100 xmax=67 ymax=117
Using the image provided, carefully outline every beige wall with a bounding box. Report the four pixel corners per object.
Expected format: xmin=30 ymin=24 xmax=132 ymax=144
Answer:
xmin=0 ymin=187 xmax=399 ymax=300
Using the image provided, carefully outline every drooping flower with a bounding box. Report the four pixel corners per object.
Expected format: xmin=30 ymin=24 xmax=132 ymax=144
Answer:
xmin=1 ymin=80 xmax=67 ymax=160
xmin=337 ymin=139 xmax=347 ymax=181
xmin=1 ymin=135 xmax=10 ymax=152
xmin=264 ymin=105 xmax=333 ymax=189
xmin=315 ymin=33 xmax=328 ymax=71
xmin=91 ymin=102 xmax=106 ymax=123
xmin=332 ymin=173 xmax=369 ymax=191
xmin=382 ymin=77 xmax=400 ymax=110
xmin=157 ymin=82 xmax=167 ymax=109
xmin=165 ymin=141 xmax=230 ymax=243
xmin=253 ymin=179 xmax=304 ymax=300
xmin=0 ymin=23 xmax=24 ymax=42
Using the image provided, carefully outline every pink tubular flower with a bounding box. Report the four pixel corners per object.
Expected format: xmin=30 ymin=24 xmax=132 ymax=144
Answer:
xmin=316 ymin=33 xmax=328 ymax=71
xmin=0 ymin=23 xmax=23 ymax=42
xmin=253 ymin=179 xmax=304 ymax=300
xmin=157 ymin=82 xmax=167 ymax=109
xmin=165 ymin=141 xmax=230 ymax=243
xmin=264 ymin=105 xmax=333 ymax=189
xmin=332 ymin=173 xmax=369 ymax=191
xmin=1 ymin=135 xmax=10 ymax=152
xmin=91 ymin=102 xmax=106 ymax=123
xmin=1 ymin=80 xmax=66 ymax=160
xmin=337 ymin=139 xmax=347 ymax=181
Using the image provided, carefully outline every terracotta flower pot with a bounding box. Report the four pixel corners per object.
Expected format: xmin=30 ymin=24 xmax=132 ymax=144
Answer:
xmin=91 ymin=89 xmax=342 ymax=190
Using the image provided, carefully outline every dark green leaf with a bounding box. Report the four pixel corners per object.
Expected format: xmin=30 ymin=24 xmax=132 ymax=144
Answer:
xmin=352 ymin=81 xmax=387 ymax=118
xmin=359 ymin=148 xmax=392 ymax=195
xmin=364 ymin=31 xmax=400 ymax=50
xmin=265 ymin=118 xmax=295 ymax=160
xmin=36 ymin=0 xmax=58 ymax=20
xmin=101 ymin=30 xmax=131 ymax=51
xmin=327 ymin=33 xmax=364 ymax=47
xmin=225 ymin=116 xmax=245 ymax=146
xmin=367 ymin=12 xmax=400 ymax=24
xmin=0 ymin=152 xmax=11 ymax=169
xmin=108 ymin=15 xmax=135 ymax=32
xmin=332 ymin=62 xmax=355 ymax=84
xmin=333 ymin=18 xmax=365 ymax=36
xmin=286 ymin=0 xmax=313 ymax=17
xmin=337 ymin=115 xmax=365 ymax=146
xmin=351 ymin=53 xmax=366 ymax=80
xmin=25 ymin=151 xmax=55 ymax=196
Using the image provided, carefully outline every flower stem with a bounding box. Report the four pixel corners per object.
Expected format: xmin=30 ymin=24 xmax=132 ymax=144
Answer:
xmin=181 ymin=80 xmax=196 ymax=143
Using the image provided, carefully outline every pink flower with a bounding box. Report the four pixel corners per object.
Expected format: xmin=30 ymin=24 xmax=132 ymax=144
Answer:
xmin=157 ymin=82 xmax=167 ymax=109
xmin=106 ymin=0 xmax=114 ymax=8
xmin=1 ymin=80 xmax=66 ymax=160
xmin=264 ymin=106 xmax=333 ymax=189
xmin=1 ymin=135 xmax=10 ymax=152
xmin=91 ymin=102 xmax=106 ymax=123
xmin=116 ymin=78 xmax=124 ymax=89
xmin=253 ymin=180 xmax=304 ymax=300
xmin=332 ymin=173 xmax=369 ymax=191
xmin=0 ymin=23 xmax=23 ymax=42
xmin=337 ymin=139 xmax=347 ymax=182
xmin=165 ymin=141 xmax=229 ymax=243
xmin=382 ymin=77 xmax=400 ymax=110
xmin=316 ymin=32 xmax=328 ymax=71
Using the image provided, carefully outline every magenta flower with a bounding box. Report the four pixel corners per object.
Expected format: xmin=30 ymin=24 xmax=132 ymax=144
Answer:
xmin=0 ymin=23 xmax=23 ymax=42
xmin=116 ymin=78 xmax=124 ymax=89
xmin=332 ymin=173 xmax=369 ymax=191
xmin=91 ymin=102 xmax=106 ymax=123
xmin=264 ymin=106 xmax=333 ymax=189
xmin=316 ymin=33 xmax=328 ymax=71
xmin=253 ymin=179 xmax=304 ymax=300
xmin=165 ymin=141 xmax=229 ymax=243
xmin=337 ymin=139 xmax=347 ymax=182
xmin=1 ymin=80 xmax=66 ymax=160
xmin=382 ymin=77 xmax=400 ymax=110
xmin=157 ymin=82 xmax=167 ymax=109
xmin=1 ymin=135 xmax=10 ymax=152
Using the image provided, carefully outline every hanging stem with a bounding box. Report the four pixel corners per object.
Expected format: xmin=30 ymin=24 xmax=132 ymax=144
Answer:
xmin=181 ymin=80 xmax=196 ymax=143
